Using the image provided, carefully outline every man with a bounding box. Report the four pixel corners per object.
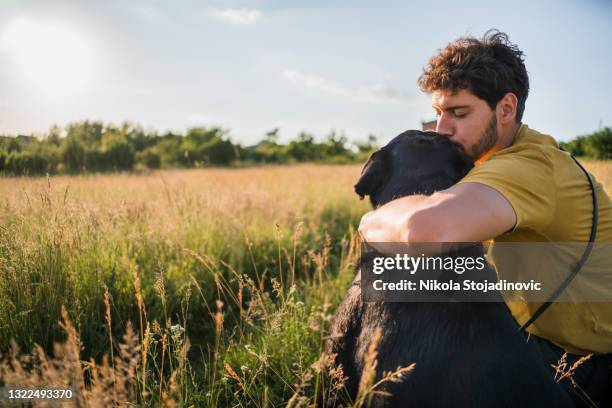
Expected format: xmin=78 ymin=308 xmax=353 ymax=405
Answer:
xmin=358 ymin=29 xmax=612 ymax=405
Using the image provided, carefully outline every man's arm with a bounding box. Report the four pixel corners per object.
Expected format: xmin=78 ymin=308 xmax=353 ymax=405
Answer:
xmin=358 ymin=182 xmax=517 ymax=244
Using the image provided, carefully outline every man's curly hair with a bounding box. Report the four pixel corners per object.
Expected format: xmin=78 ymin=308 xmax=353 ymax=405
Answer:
xmin=418 ymin=29 xmax=529 ymax=122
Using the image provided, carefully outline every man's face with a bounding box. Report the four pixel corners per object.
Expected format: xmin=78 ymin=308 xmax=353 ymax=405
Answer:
xmin=431 ymin=89 xmax=499 ymax=161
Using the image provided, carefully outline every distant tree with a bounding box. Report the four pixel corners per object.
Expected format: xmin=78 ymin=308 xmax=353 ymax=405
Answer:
xmin=286 ymin=132 xmax=323 ymax=162
xmin=560 ymin=127 xmax=612 ymax=159
xmin=5 ymin=150 xmax=50 ymax=175
xmin=46 ymin=125 xmax=62 ymax=146
xmin=61 ymin=136 xmax=86 ymax=171
xmin=0 ymin=136 xmax=22 ymax=153
xmin=84 ymin=148 xmax=104 ymax=170
xmin=353 ymin=134 xmax=378 ymax=153
xmin=168 ymin=127 xmax=237 ymax=166
xmin=559 ymin=136 xmax=586 ymax=157
xmin=136 ymin=147 xmax=161 ymax=169
xmin=583 ymin=127 xmax=612 ymax=159
xmin=322 ymin=131 xmax=352 ymax=161
xmin=66 ymin=121 xmax=104 ymax=145
xmin=156 ymin=134 xmax=182 ymax=167
xmin=101 ymin=130 xmax=135 ymax=170
xmin=36 ymin=143 xmax=61 ymax=173
xmin=245 ymin=128 xmax=288 ymax=163
xmin=265 ymin=128 xmax=280 ymax=144
xmin=201 ymin=137 xmax=237 ymax=165
xmin=118 ymin=122 xmax=156 ymax=153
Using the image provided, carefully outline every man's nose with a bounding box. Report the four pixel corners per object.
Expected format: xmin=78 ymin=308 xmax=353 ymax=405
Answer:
xmin=435 ymin=114 xmax=454 ymax=138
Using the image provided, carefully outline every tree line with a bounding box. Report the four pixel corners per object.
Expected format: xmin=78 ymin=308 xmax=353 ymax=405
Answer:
xmin=558 ymin=127 xmax=612 ymax=160
xmin=1 ymin=121 xmax=610 ymax=176
xmin=0 ymin=121 xmax=379 ymax=176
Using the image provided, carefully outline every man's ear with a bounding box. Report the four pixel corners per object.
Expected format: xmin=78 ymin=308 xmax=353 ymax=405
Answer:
xmin=354 ymin=149 xmax=390 ymax=200
xmin=498 ymin=92 xmax=518 ymax=124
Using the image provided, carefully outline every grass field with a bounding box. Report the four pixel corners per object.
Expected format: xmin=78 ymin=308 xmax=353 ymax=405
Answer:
xmin=0 ymin=161 xmax=610 ymax=407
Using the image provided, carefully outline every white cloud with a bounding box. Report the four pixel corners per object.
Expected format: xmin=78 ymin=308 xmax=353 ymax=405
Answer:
xmin=282 ymin=69 xmax=417 ymax=106
xmin=283 ymin=69 xmax=349 ymax=97
xmin=210 ymin=8 xmax=262 ymax=25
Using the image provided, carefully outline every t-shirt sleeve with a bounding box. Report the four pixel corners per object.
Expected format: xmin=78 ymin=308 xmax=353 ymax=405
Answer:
xmin=456 ymin=148 xmax=556 ymax=233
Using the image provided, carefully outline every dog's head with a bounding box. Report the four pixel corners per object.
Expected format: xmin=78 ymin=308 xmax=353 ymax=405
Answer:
xmin=355 ymin=130 xmax=474 ymax=207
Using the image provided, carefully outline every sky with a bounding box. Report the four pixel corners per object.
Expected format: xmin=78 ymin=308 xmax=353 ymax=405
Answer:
xmin=0 ymin=0 xmax=610 ymax=145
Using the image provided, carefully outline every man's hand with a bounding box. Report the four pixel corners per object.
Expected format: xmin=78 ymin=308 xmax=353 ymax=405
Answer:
xmin=358 ymin=182 xmax=517 ymax=245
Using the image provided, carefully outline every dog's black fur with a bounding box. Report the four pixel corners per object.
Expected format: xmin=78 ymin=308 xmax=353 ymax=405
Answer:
xmin=325 ymin=130 xmax=574 ymax=407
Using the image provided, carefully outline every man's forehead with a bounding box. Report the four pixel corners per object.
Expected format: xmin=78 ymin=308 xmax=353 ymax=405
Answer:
xmin=431 ymin=89 xmax=476 ymax=107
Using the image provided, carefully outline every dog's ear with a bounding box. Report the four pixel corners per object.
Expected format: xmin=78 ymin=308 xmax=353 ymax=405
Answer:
xmin=354 ymin=149 xmax=390 ymax=200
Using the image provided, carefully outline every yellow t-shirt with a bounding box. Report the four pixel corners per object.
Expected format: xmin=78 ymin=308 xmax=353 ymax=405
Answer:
xmin=457 ymin=123 xmax=612 ymax=355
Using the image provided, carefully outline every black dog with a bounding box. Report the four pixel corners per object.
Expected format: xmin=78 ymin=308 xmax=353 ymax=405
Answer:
xmin=325 ymin=130 xmax=574 ymax=407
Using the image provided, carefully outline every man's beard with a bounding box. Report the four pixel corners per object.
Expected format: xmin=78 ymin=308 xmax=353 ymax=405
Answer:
xmin=470 ymin=114 xmax=499 ymax=161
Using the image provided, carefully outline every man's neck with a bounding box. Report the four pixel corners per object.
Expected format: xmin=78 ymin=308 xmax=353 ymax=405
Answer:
xmin=499 ymin=122 xmax=521 ymax=150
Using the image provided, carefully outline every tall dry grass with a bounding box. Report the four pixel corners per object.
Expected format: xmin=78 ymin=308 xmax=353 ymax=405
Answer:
xmin=0 ymin=164 xmax=368 ymax=352
xmin=0 ymin=161 xmax=610 ymax=406
xmin=582 ymin=160 xmax=612 ymax=196
xmin=0 ymin=164 xmax=377 ymax=406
